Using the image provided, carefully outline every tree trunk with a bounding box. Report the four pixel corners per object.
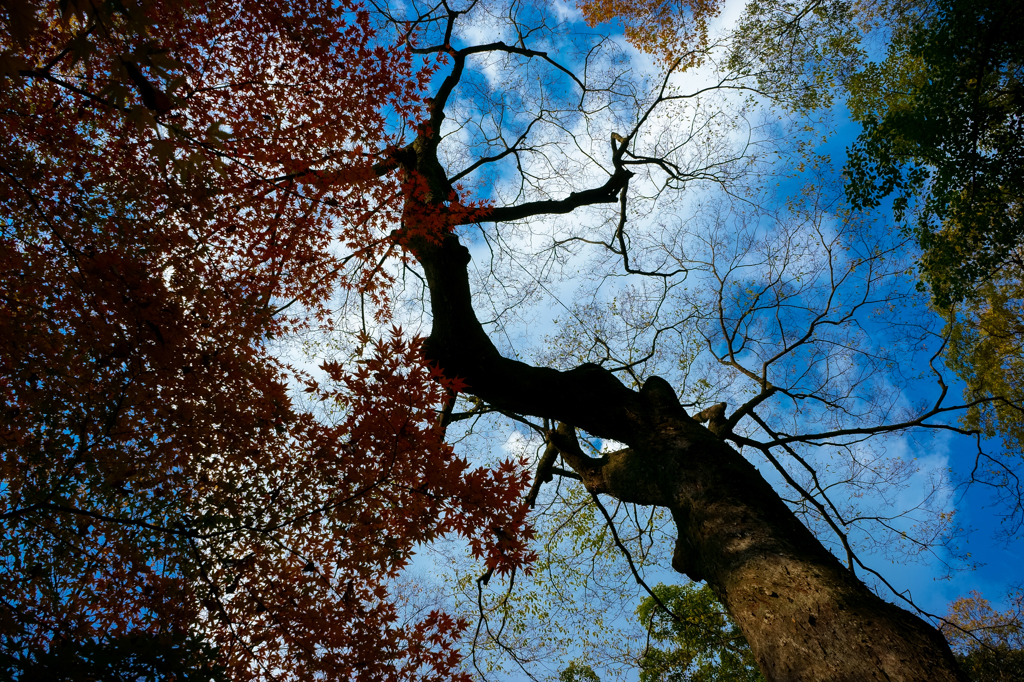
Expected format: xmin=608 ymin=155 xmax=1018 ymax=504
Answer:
xmin=410 ymin=232 xmax=968 ymax=682
xmin=629 ymin=412 xmax=963 ymax=682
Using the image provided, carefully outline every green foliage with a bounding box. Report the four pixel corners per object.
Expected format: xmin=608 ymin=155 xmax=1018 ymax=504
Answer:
xmin=560 ymin=660 xmax=603 ymax=682
xmin=947 ymin=276 xmax=1024 ymax=455
xmin=846 ymin=0 xmax=1024 ymax=462
xmin=634 ymin=583 xmax=765 ymax=682
xmin=844 ymin=0 xmax=1024 ymax=307
xmin=957 ymin=644 xmax=1024 ymax=682
xmin=730 ymin=0 xmax=866 ymax=113
xmin=464 ymin=460 xmax=684 ymax=680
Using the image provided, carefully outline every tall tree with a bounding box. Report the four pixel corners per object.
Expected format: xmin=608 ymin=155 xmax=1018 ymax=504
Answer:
xmin=1 ymin=1 xmax=533 ymax=678
xmin=382 ymin=0 xmax=975 ymax=678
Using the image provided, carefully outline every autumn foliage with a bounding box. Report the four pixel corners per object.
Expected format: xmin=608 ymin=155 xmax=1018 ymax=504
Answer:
xmin=577 ymin=0 xmax=722 ymax=63
xmin=941 ymin=591 xmax=1024 ymax=681
xmin=0 ymin=0 xmax=532 ymax=677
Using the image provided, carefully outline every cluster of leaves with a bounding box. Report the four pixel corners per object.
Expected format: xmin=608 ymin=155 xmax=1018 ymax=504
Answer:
xmin=942 ymin=590 xmax=1024 ymax=681
xmin=0 ymin=1 xmax=533 ymax=678
xmin=577 ymin=0 xmax=722 ymax=65
xmin=845 ymin=0 xmax=1024 ymax=308
xmin=838 ymin=0 xmax=1024 ymax=483
xmin=729 ymin=0 xmax=866 ymax=112
xmin=633 ymin=583 xmax=764 ymax=682
xmin=559 ymin=582 xmax=763 ymax=682
xmin=946 ymin=273 xmax=1024 ymax=469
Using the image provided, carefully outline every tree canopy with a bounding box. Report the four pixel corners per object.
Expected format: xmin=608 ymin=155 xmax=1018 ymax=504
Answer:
xmin=558 ymin=582 xmax=763 ymax=682
xmin=2 ymin=0 xmax=1021 ymax=680
xmin=842 ymin=0 xmax=1024 ymax=514
xmin=845 ymin=0 xmax=1024 ymax=307
xmin=1 ymin=1 xmax=530 ymax=678
xmin=633 ymin=583 xmax=764 ymax=682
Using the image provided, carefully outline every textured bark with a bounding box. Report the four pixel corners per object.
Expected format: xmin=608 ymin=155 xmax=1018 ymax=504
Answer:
xmin=634 ymin=417 xmax=965 ymax=682
xmin=406 ymin=230 xmax=968 ymax=682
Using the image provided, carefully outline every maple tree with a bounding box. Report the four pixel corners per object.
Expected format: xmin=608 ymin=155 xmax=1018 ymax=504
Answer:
xmin=1 ymin=0 xmax=532 ymax=679
xmin=578 ymin=0 xmax=721 ymax=64
xmin=2 ymin=0 xmax=1019 ymax=680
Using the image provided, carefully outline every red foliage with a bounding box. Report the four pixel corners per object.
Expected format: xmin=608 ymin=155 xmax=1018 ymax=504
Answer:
xmin=0 ymin=1 xmax=532 ymax=678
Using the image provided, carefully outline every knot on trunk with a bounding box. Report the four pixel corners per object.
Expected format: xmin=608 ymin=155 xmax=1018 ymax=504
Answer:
xmin=639 ymin=376 xmax=687 ymax=422
xmin=672 ymin=534 xmax=705 ymax=583
xmin=693 ymin=402 xmax=728 ymax=436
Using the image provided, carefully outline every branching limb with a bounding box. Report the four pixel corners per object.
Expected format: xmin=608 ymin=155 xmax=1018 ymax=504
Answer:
xmin=525 ymin=439 xmax=559 ymax=508
xmin=589 ymin=492 xmax=684 ymax=625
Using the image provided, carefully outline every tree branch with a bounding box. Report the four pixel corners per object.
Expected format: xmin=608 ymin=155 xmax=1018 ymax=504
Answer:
xmin=465 ymin=170 xmax=632 ymax=226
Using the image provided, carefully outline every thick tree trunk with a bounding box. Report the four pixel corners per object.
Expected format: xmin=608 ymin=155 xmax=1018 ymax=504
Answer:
xmin=627 ymin=414 xmax=963 ymax=682
xmin=410 ymin=232 xmax=967 ymax=682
